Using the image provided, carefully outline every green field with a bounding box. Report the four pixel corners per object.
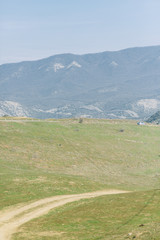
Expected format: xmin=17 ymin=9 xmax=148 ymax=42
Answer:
xmin=0 ymin=118 xmax=160 ymax=239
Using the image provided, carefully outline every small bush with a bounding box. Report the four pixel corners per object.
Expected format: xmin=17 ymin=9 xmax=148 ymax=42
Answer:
xmin=119 ymin=129 xmax=124 ymax=132
xmin=79 ymin=118 xmax=83 ymax=123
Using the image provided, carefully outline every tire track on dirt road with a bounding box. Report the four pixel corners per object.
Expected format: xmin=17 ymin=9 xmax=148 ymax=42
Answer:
xmin=0 ymin=190 xmax=129 ymax=240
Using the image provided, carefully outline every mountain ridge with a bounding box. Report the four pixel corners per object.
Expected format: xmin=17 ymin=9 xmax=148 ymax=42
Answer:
xmin=1 ymin=45 xmax=160 ymax=119
xmin=1 ymin=44 xmax=160 ymax=66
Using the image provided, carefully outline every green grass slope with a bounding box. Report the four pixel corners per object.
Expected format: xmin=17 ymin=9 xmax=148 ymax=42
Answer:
xmin=0 ymin=118 xmax=160 ymax=210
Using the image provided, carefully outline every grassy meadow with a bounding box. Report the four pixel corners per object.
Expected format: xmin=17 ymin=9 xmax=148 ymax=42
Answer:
xmin=0 ymin=118 xmax=160 ymax=239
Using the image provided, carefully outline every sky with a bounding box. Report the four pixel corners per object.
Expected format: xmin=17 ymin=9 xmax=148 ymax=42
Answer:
xmin=0 ymin=0 xmax=160 ymax=64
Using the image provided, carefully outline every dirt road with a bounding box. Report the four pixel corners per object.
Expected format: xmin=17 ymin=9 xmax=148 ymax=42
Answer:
xmin=0 ymin=190 xmax=129 ymax=240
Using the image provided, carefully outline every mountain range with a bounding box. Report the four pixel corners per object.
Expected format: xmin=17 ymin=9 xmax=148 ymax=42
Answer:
xmin=1 ymin=45 xmax=160 ymax=119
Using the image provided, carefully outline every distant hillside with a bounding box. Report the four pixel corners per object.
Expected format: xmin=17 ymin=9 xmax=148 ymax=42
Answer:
xmin=1 ymin=45 xmax=160 ymax=119
xmin=146 ymin=111 xmax=160 ymax=124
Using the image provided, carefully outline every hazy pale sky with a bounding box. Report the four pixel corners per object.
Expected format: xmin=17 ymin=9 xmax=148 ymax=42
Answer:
xmin=0 ymin=0 xmax=160 ymax=64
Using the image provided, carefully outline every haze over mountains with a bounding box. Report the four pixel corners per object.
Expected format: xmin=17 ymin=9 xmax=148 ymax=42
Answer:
xmin=0 ymin=45 xmax=160 ymax=119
